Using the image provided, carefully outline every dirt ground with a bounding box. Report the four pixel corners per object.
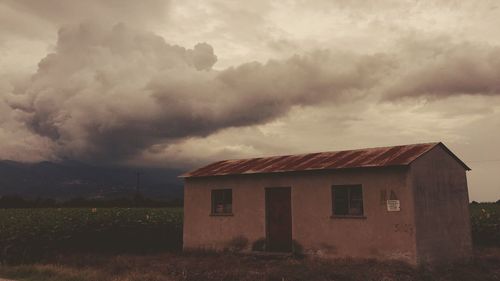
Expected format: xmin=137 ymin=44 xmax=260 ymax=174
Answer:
xmin=0 ymin=248 xmax=499 ymax=281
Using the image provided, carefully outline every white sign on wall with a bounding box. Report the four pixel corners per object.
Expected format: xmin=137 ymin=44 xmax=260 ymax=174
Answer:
xmin=387 ymin=200 xmax=401 ymax=212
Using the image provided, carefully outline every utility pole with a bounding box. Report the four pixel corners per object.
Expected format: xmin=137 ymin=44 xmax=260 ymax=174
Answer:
xmin=135 ymin=170 xmax=142 ymax=205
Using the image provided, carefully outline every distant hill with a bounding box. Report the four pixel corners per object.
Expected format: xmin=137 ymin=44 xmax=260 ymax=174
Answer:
xmin=0 ymin=160 xmax=184 ymax=200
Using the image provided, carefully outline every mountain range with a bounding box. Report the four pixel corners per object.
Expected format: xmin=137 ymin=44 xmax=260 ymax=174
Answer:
xmin=0 ymin=160 xmax=184 ymax=200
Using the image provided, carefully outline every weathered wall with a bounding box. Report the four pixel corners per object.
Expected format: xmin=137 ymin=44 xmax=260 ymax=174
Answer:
xmin=410 ymin=146 xmax=472 ymax=263
xmin=183 ymin=167 xmax=418 ymax=263
xmin=183 ymin=175 xmax=266 ymax=251
xmin=291 ymin=168 xmax=417 ymax=263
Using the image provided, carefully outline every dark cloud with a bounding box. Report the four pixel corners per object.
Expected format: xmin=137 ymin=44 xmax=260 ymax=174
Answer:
xmin=6 ymin=21 xmax=500 ymax=165
xmin=7 ymin=23 xmax=390 ymax=164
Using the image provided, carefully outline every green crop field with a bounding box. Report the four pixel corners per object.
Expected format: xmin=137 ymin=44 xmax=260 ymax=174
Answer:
xmin=0 ymin=203 xmax=498 ymax=265
xmin=0 ymin=208 xmax=183 ymax=263
xmin=470 ymin=202 xmax=500 ymax=247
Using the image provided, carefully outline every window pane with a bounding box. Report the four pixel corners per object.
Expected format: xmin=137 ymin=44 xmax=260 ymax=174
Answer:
xmin=349 ymin=200 xmax=363 ymax=215
xmin=223 ymin=189 xmax=232 ymax=213
xmin=349 ymin=186 xmax=363 ymax=216
xmin=224 ymin=203 xmax=232 ymax=213
xmin=212 ymin=190 xmax=220 ymax=213
xmin=224 ymin=189 xmax=232 ymax=204
xmin=350 ymin=186 xmax=362 ymax=200
xmin=333 ymin=187 xmax=349 ymax=215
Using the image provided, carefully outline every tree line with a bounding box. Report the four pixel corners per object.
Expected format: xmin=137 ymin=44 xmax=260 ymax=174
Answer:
xmin=0 ymin=195 xmax=182 ymax=208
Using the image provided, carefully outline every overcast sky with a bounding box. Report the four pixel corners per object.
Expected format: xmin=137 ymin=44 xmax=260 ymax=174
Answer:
xmin=1 ymin=0 xmax=499 ymax=201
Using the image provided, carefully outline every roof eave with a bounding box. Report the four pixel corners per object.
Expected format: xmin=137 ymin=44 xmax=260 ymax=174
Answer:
xmin=179 ymin=163 xmax=411 ymax=179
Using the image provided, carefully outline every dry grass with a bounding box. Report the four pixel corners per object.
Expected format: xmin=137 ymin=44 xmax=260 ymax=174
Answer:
xmin=0 ymin=248 xmax=499 ymax=281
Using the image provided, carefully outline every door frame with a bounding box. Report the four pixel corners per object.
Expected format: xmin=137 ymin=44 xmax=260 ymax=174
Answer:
xmin=265 ymin=186 xmax=292 ymax=252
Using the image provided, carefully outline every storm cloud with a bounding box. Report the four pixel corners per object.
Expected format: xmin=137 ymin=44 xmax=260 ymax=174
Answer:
xmin=5 ymin=17 xmax=500 ymax=166
xmin=6 ymin=20 xmax=500 ymax=164
xmin=7 ymin=23 xmax=391 ymax=163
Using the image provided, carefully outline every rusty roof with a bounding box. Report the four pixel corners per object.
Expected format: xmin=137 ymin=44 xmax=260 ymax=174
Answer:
xmin=180 ymin=142 xmax=470 ymax=178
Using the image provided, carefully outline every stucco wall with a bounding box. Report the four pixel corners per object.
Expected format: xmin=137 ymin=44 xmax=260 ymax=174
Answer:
xmin=183 ymin=174 xmax=266 ymax=251
xmin=410 ymin=146 xmax=473 ymax=263
xmin=183 ymin=167 xmax=418 ymax=263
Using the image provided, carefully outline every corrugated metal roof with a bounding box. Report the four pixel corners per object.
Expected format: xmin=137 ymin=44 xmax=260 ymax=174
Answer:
xmin=180 ymin=142 xmax=470 ymax=178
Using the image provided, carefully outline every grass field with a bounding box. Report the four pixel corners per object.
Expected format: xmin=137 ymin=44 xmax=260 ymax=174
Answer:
xmin=0 ymin=203 xmax=498 ymax=280
xmin=0 ymin=248 xmax=499 ymax=281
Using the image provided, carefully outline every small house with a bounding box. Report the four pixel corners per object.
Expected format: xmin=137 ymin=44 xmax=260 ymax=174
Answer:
xmin=180 ymin=142 xmax=472 ymax=264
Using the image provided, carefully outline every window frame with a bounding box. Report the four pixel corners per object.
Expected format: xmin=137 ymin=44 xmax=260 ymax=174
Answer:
xmin=210 ymin=188 xmax=233 ymax=216
xmin=331 ymin=184 xmax=366 ymax=219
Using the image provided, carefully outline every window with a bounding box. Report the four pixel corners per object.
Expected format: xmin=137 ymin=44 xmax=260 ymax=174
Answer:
xmin=332 ymin=185 xmax=364 ymax=216
xmin=211 ymin=189 xmax=232 ymax=215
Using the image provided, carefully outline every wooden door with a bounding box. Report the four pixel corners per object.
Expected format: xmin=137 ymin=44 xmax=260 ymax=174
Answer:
xmin=265 ymin=187 xmax=292 ymax=252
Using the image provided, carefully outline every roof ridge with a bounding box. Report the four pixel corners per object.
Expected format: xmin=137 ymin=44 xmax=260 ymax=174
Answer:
xmin=209 ymin=142 xmax=441 ymax=163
